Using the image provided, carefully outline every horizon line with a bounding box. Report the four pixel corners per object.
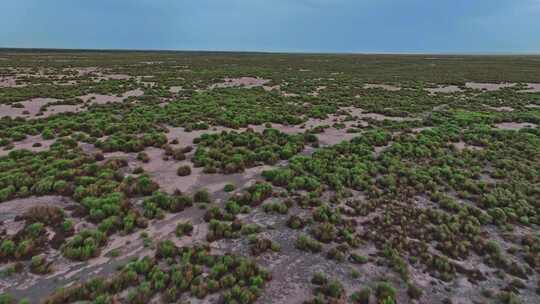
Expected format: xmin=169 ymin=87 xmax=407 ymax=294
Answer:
xmin=1 ymin=46 xmax=539 ymax=56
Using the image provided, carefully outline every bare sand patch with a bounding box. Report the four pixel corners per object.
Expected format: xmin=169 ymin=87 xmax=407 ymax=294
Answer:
xmin=0 ymin=135 xmax=55 ymax=157
xmin=308 ymin=86 xmax=327 ymax=97
xmin=345 ymin=106 xmax=417 ymax=122
xmin=0 ymin=196 xmax=74 ymax=236
xmin=525 ymin=104 xmax=540 ymax=109
xmin=519 ymin=83 xmax=540 ymax=93
xmin=194 ymin=165 xmax=274 ymax=195
xmin=251 ymin=119 xmax=362 ymax=146
xmin=364 ymin=83 xmax=401 ymax=91
xmin=0 ymin=98 xmax=58 ymax=118
xmin=316 ymin=127 xmax=360 ymax=146
xmin=282 ymin=92 xmax=299 ymax=97
xmin=495 ymin=122 xmax=537 ymax=130
xmin=104 ymin=74 xmax=131 ymax=80
xmin=465 ymin=82 xmax=516 ymax=91
xmin=41 ymin=89 xmax=144 ymax=117
xmin=135 ymin=75 xmax=157 ymax=88
xmin=0 ymin=76 xmax=26 ymax=88
xmin=169 ymin=86 xmax=183 ymax=93
xmin=487 ymin=105 xmax=514 ymax=112
xmin=425 ymin=85 xmax=462 ymax=94
xmin=92 ymin=74 xmax=132 ymax=82
xmin=262 ymin=84 xmax=281 ymax=92
xmin=412 ymin=127 xmax=433 ymax=133
xmin=137 ymin=147 xmax=202 ymax=194
xmin=42 ymin=104 xmax=84 ymax=117
xmin=0 ymin=89 xmax=143 ymax=119
xmin=249 ymin=123 xmax=305 ymax=135
xmin=140 ymin=61 xmax=164 ymax=65
xmin=137 ymin=144 xmax=274 ymax=195
xmin=53 ymin=80 xmax=78 ymax=86
xmin=452 ymin=141 xmax=484 ymax=151
xmin=210 ymin=77 xmax=271 ymax=89
xmin=79 ymin=88 xmax=143 ymax=104
xmin=373 ymin=141 xmax=394 ymax=157
xmin=165 ymin=126 xmax=237 ymax=146
xmin=63 ymin=67 xmax=98 ymax=76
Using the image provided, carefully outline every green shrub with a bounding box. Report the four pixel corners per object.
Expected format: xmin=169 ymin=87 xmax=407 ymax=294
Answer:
xmin=194 ymin=189 xmax=211 ymax=203
xmin=176 ymin=222 xmax=194 ymax=237
xmin=177 ymin=165 xmax=192 ymax=176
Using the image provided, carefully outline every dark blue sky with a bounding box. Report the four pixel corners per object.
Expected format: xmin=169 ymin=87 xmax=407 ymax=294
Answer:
xmin=1 ymin=0 xmax=539 ymax=53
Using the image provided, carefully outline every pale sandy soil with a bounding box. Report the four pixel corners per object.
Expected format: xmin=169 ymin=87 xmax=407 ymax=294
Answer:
xmin=138 ymin=147 xmax=202 ymax=194
xmin=345 ymin=106 xmax=418 ymax=122
xmin=282 ymin=92 xmax=300 ymax=97
xmin=103 ymin=74 xmax=131 ymax=80
xmin=165 ymin=126 xmax=237 ymax=146
xmin=210 ymin=77 xmax=271 ymax=89
xmin=425 ymin=85 xmax=463 ymax=94
xmin=251 ymin=113 xmax=364 ymax=146
xmin=364 ymin=83 xmax=401 ymax=91
xmin=0 ymin=98 xmax=58 ymax=118
xmin=519 ymin=83 xmax=540 ymax=93
xmin=495 ymin=122 xmax=537 ymax=130
xmin=220 ymin=207 xmax=414 ymax=304
xmin=308 ymin=86 xmax=327 ymax=97
xmin=62 ymin=67 xmax=130 ymax=80
xmin=315 ymin=125 xmax=360 ymax=146
xmin=487 ymin=105 xmax=514 ymax=112
xmin=452 ymin=141 xmax=484 ymax=151
xmin=62 ymin=67 xmax=98 ymax=76
xmin=135 ymin=146 xmax=274 ymax=194
xmin=0 ymin=135 xmax=55 ymax=157
xmin=0 ymin=196 xmax=74 ymax=237
xmin=169 ymin=86 xmax=183 ymax=93
xmin=0 ymin=203 xmax=209 ymax=301
xmin=0 ymin=89 xmax=143 ymax=119
xmin=0 ymin=76 xmax=26 ymax=88
xmin=53 ymin=80 xmax=78 ymax=86
xmin=412 ymin=126 xmax=433 ymax=133
xmin=262 ymin=84 xmax=281 ymax=92
xmin=78 ymin=88 xmax=143 ymax=104
xmin=374 ymin=141 xmax=394 ymax=156
xmin=465 ymin=82 xmax=516 ymax=91
xmin=135 ymin=75 xmax=157 ymax=88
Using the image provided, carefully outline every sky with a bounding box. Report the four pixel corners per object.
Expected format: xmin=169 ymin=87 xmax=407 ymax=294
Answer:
xmin=1 ymin=0 xmax=539 ymax=53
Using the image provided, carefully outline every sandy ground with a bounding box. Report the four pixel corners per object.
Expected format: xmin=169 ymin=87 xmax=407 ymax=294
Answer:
xmin=344 ymin=106 xmax=418 ymax=122
xmin=487 ymin=105 xmax=514 ymax=112
xmin=210 ymin=77 xmax=271 ymax=89
xmin=364 ymin=83 xmax=401 ymax=91
xmin=465 ymin=82 xmax=516 ymax=91
xmin=426 ymin=85 xmax=463 ymax=94
xmin=0 ymin=89 xmax=144 ymax=119
xmin=519 ymin=83 xmax=540 ymax=92
xmin=0 ymin=76 xmax=27 ymax=88
xmin=495 ymin=122 xmax=537 ymax=130
xmin=169 ymin=86 xmax=183 ymax=93
xmin=0 ymin=135 xmax=55 ymax=157
xmin=452 ymin=141 xmax=484 ymax=151
xmin=78 ymin=88 xmax=143 ymax=104
xmin=0 ymin=98 xmax=58 ymax=118
xmin=0 ymin=196 xmax=75 ymax=235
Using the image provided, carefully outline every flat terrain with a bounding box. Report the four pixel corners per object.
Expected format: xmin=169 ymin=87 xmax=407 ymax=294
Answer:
xmin=0 ymin=50 xmax=539 ymax=304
